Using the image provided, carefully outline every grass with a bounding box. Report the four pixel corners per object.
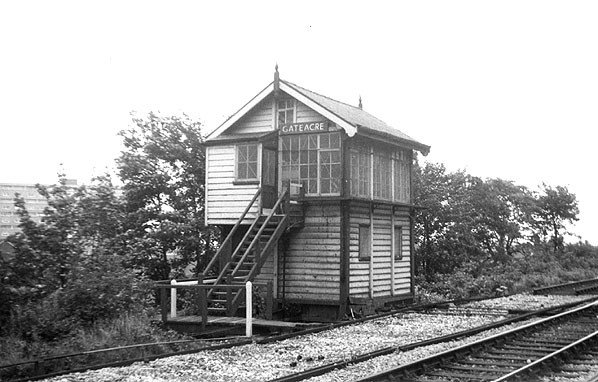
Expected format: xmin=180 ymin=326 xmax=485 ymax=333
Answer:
xmin=0 ymin=309 xmax=191 ymax=367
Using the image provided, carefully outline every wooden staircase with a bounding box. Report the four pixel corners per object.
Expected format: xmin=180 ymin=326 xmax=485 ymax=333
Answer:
xmin=201 ymin=187 xmax=298 ymax=316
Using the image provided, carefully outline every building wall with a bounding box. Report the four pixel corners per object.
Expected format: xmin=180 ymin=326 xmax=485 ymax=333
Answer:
xmin=278 ymin=202 xmax=341 ymax=302
xmin=230 ymin=95 xmax=274 ymax=135
xmin=205 ymin=145 xmax=261 ymax=226
xmin=348 ymin=201 xmax=412 ymax=299
xmin=0 ymin=183 xmax=48 ymax=239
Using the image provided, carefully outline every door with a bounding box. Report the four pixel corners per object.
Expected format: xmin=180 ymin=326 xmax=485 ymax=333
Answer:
xmin=262 ymin=148 xmax=277 ymax=209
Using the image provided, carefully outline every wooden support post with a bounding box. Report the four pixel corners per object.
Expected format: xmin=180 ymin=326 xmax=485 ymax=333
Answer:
xmin=198 ymin=274 xmax=207 ymax=329
xmin=266 ymin=280 xmax=274 ymax=320
xmin=246 ymin=281 xmax=253 ymax=337
xmin=160 ymin=286 xmax=168 ymax=322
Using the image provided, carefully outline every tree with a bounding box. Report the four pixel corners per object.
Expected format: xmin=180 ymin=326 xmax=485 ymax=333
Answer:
xmin=116 ymin=112 xmax=217 ymax=281
xmin=2 ymin=175 xmax=147 ymax=335
xmin=532 ymin=184 xmax=579 ymax=252
xmin=468 ymin=178 xmax=534 ymax=261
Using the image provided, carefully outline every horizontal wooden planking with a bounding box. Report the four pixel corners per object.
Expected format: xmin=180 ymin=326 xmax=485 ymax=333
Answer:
xmin=296 ymin=101 xmax=325 ymax=123
xmin=230 ymin=97 xmax=274 ymax=134
xmin=282 ymin=292 xmax=339 ymax=301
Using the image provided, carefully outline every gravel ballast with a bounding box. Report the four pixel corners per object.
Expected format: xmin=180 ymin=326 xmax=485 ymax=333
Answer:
xmin=43 ymin=293 xmax=594 ymax=382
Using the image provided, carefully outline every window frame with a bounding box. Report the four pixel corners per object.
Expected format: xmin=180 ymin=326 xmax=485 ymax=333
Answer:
xmin=359 ymin=224 xmax=371 ymax=261
xmin=279 ymin=132 xmax=341 ymax=196
xmin=277 ymin=99 xmax=296 ymax=126
xmin=394 ymin=225 xmax=403 ymax=260
xmin=234 ymin=143 xmax=260 ymax=183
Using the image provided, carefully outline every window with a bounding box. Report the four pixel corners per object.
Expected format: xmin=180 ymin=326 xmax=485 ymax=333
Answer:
xmin=280 ymin=132 xmax=341 ymax=195
xmin=236 ymin=144 xmax=258 ymax=181
xmin=373 ymin=152 xmax=392 ymax=200
xmin=278 ymin=99 xmax=295 ymax=125
xmin=394 ymin=226 xmax=403 ymax=260
xmin=359 ymin=224 xmax=371 ymax=261
xmin=394 ymin=149 xmax=411 ymax=203
xmin=350 ymin=146 xmax=371 ymax=197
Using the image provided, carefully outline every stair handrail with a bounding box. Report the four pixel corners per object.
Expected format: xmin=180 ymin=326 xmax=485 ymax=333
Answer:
xmin=231 ymin=187 xmax=289 ymax=276
xmin=203 ymin=187 xmax=262 ymax=278
xmin=206 ymin=208 xmax=264 ymax=300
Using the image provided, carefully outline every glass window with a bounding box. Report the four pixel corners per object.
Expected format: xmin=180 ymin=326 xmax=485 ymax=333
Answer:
xmin=236 ymin=144 xmax=258 ymax=180
xmin=394 ymin=149 xmax=411 ymax=203
xmin=350 ymin=147 xmax=371 ymax=198
xmin=278 ymin=99 xmax=295 ymax=125
xmin=280 ymin=132 xmax=341 ymax=195
xmin=394 ymin=226 xmax=403 ymax=260
xmin=359 ymin=224 xmax=371 ymax=261
xmin=373 ymin=152 xmax=391 ymax=200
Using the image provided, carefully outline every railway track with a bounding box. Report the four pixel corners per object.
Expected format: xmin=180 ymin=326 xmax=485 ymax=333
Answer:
xmin=356 ymin=300 xmax=598 ymax=382
xmin=0 ymin=297 xmax=490 ymax=382
xmin=267 ymin=297 xmax=598 ymax=382
xmin=533 ymin=277 xmax=598 ymax=296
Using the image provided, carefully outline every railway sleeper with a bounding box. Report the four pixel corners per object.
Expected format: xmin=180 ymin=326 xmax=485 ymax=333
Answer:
xmin=501 ymin=344 xmax=559 ymax=352
xmin=427 ymin=369 xmax=499 ymax=380
xmin=487 ymin=348 xmax=553 ymax=357
xmin=460 ymin=358 xmax=527 ymax=367
xmin=443 ymin=363 xmax=517 ymax=373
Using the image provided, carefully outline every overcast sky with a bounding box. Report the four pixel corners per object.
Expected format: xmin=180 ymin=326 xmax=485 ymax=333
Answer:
xmin=1 ymin=1 xmax=596 ymax=244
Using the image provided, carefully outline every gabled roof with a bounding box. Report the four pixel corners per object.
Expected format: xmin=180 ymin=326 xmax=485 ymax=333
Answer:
xmin=206 ymin=76 xmax=430 ymax=155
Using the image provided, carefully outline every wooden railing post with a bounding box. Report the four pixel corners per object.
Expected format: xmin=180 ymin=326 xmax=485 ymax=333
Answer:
xmin=160 ymin=286 xmax=168 ymax=322
xmin=266 ymin=280 xmax=273 ymax=320
xmin=198 ymin=274 xmax=207 ymax=329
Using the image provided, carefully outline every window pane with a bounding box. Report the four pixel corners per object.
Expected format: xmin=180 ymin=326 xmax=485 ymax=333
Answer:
xmin=248 ymin=163 xmax=257 ymax=178
xmin=394 ymin=226 xmax=403 ymax=260
xmin=320 ymin=134 xmax=329 ymax=149
xmin=247 ymin=145 xmax=257 ymax=161
xmin=359 ymin=225 xmax=371 ymax=260
xmin=330 ymin=133 xmax=340 ymax=148
xmin=238 ymin=163 xmax=247 ymax=179
xmin=321 ymin=180 xmax=330 ymax=194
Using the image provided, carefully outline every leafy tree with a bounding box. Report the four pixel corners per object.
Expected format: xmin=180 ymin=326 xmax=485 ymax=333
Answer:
xmin=532 ymin=184 xmax=579 ymax=252
xmin=2 ymin=175 xmax=148 ymax=336
xmin=469 ymin=178 xmax=534 ymax=261
xmin=116 ymin=112 xmax=217 ymax=281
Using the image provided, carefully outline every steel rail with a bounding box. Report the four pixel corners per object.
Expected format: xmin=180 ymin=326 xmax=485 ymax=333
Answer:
xmin=6 ymin=295 xmax=594 ymax=382
xmin=356 ymin=300 xmax=598 ymax=382
xmin=492 ymin=330 xmax=598 ymax=381
xmin=267 ymin=297 xmax=598 ymax=382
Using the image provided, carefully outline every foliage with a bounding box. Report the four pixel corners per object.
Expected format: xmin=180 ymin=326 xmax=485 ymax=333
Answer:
xmin=1 ymin=175 xmax=150 ymax=338
xmin=116 ymin=112 xmax=217 ymax=281
xmin=531 ymin=184 xmax=579 ymax=252
xmin=413 ymin=161 xmax=581 ymax=282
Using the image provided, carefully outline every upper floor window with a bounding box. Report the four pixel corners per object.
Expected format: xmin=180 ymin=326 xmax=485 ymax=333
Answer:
xmin=280 ymin=132 xmax=341 ymax=195
xmin=236 ymin=144 xmax=258 ymax=181
xmin=278 ymin=99 xmax=295 ymax=126
xmin=394 ymin=149 xmax=411 ymax=203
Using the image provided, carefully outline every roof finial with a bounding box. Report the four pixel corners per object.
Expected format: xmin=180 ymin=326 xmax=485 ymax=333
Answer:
xmin=274 ymin=64 xmax=280 ymax=96
xmin=358 ymin=95 xmax=363 ymax=109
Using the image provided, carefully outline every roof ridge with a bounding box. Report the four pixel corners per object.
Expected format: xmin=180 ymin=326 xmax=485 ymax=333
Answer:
xmin=281 ymin=80 xmax=365 ymax=112
xmin=282 ymin=79 xmax=398 ymax=129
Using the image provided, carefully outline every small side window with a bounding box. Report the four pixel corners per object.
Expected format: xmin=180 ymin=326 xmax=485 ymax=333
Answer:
xmin=359 ymin=224 xmax=371 ymax=261
xmin=236 ymin=144 xmax=258 ymax=181
xmin=394 ymin=226 xmax=403 ymax=260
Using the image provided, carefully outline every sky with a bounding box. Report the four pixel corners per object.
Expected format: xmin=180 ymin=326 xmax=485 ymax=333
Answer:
xmin=1 ymin=1 xmax=597 ymax=243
